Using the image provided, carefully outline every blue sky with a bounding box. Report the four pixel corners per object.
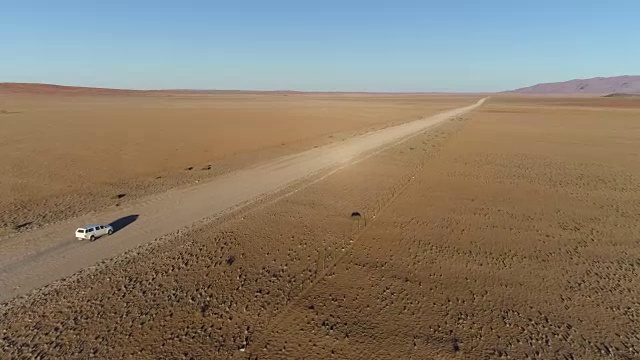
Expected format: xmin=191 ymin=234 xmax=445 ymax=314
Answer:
xmin=1 ymin=0 xmax=638 ymax=92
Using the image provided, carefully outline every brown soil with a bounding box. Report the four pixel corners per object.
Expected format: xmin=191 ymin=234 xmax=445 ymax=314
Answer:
xmin=495 ymin=94 xmax=640 ymax=110
xmin=0 ymin=93 xmax=477 ymax=232
xmin=1 ymin=96 xmax=640 ymax=359
xmin=0 ymin=100 xmax=484 ymax=301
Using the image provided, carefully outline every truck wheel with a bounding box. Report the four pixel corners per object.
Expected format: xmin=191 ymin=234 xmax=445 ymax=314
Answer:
xmin=107 ymin=229 xmax=113 ymax=235
xmin=90 ymin=235 xmax=95 ymax=241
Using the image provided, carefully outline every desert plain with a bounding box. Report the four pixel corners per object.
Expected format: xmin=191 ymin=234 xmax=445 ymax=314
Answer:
xmin=1 ymin=88 xmax=640 ymax=359
xmin=0 ymin=88 xmax=478 ymax=232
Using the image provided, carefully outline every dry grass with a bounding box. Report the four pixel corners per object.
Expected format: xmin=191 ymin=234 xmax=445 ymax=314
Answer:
xmin=1 ymin=95 xmax=639 ymax=359
xmin=258 ymin=97 xmax=640 ymax=358
xmin=0 ymin=112 xmax=464 ymax=359
xmin=495 ymin=94 xmax=640 ymax=110
xmin=0 ymin=93 xmax=477 ymax=231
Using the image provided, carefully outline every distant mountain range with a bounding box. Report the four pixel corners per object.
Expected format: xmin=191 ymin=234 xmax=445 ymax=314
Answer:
xmin=508 ymin=75 xmax=640 ymax=95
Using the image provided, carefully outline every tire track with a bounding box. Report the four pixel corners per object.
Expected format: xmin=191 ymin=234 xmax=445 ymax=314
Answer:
xmin=248 ymin=115 xmax=473 ymax=355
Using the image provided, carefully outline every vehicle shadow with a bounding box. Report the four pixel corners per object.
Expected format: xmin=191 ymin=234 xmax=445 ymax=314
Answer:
xmin=109 ymin=214 xmax=139 ymax=234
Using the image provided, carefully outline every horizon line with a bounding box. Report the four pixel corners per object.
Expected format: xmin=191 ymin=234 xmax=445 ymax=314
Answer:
xmin=0 ymin=82 xmax=493 ymax=95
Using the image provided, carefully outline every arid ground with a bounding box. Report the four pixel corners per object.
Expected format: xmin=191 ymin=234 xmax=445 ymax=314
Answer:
xmin=1 ymin=94 xmax=640 ymax=359
xmin=0 ymin=91 xmax=477 ymax=233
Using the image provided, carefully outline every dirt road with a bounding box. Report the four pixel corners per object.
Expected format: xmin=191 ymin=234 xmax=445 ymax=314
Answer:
xmin=0 ymin=98 xmax=486 ymax=303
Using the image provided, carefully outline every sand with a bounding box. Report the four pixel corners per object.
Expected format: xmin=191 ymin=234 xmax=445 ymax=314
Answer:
xmin=1 ymin=95 xmax=640 ymax=359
